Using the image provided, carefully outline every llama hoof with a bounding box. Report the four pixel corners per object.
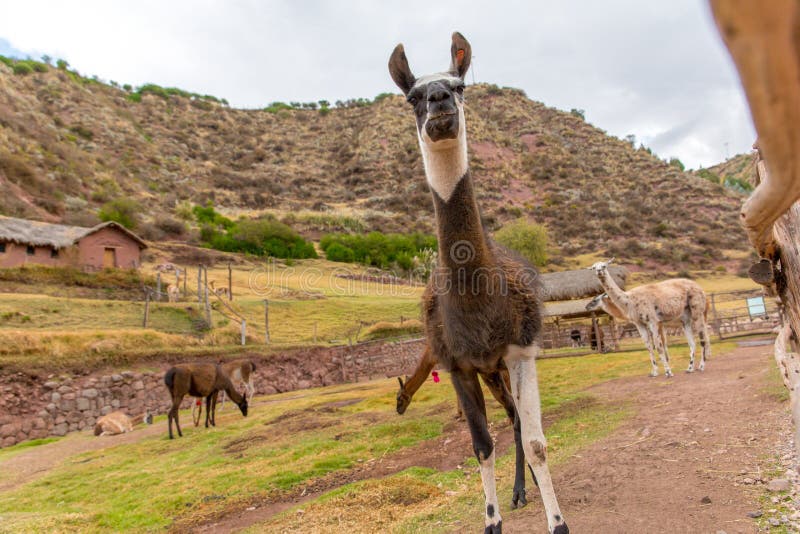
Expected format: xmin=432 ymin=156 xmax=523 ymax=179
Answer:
xmin=511 ymin=488 xmax=527 ymax=509
xmin=552 ymin=523 xmax=569 ymax=534
xmin=484 ymin=520 xmax=502 ymax=534
xmin=665 ymin=372 xmax=674 ymax=378
xmin=649 ymin=372 xmax=658 ymax=378
xmin=685 ymin=367 xmax=694 ymax=373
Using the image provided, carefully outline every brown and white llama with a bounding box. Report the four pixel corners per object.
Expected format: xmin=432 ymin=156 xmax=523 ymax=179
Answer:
xmin=94 ymin=410 xmax=153 ymax=436
xmin=589 ymin=259 xmax=711 ymax=376
xmin=163 ymin=363 xmax=248 ymax=439
xmin=216 ymin=359 xmax=257 ymax=410
xmin=389 ymin=32 xmax=567 ymax=533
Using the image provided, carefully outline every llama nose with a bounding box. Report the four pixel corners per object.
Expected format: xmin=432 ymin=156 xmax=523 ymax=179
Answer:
xmin=428 ymin=88 xmax=451 ymax=103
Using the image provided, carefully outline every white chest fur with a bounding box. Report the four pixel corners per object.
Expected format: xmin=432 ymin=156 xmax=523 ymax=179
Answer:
xmin=418 ymin=104 xmax=468 ymax=202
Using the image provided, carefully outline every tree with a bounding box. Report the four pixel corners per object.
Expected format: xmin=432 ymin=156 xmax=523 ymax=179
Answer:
xmin=98 ymin=198 xmax=141 ymax=229
xmin=668 ymin=157 xmax=685 ymax=171
xmin=494 ymin=218 xmax=548 ymax=267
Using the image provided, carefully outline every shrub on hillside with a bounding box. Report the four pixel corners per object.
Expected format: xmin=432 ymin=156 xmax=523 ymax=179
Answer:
xmin=201 ymin=216 xmax=317 ymax=259
xmin=494 ymin=218 xmax=548 ymax=267
xmin=155 ymin=216 xmax=187 ymax=236
xmin=98 ymin=198 xmax=141 ymax=230
xmin=192 ymin=202 xmax=233 ymax=229
xmin=320 ymin=232 xmax=437 ymax=271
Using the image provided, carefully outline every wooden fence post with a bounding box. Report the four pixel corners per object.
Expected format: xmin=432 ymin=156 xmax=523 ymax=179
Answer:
xmin=156 ymin=273 xmax=162 ymax=301
xmin=143 ymin=291 xmax=150 ymax=328
xmin=183 ymin=266 xmax=187 ymax=297
xmin=264 ymin=300 xmax=270 ymax=344
xmin=711 ymin=292 xmax=722 ymax=340
xmin=204 ymin=266 xmax=211 ymax=326
xmin=241 ymin=319 xmax=246 ymax=346
xmin=313 ymin=322 xmax=317 ymax=344
xmin=197 ymin=265 xmax=202 ymax=304
xmin=228 ymin=262 xmax=233 ymax=301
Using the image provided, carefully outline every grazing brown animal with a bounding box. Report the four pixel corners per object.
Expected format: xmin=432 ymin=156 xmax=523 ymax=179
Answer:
xmin=94 ymin=410 xmax=153 ymax=436
xmin=163 ymin=363 xmax=248 ymax=439
xmin=217 ymin=359 xmax=257 ymax=408
xmin=389 ymin=32 xmax=567 ymax=532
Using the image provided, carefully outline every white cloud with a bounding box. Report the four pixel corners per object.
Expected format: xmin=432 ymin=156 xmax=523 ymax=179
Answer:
xmin=0 ymin=0 xmax=755 ymax=168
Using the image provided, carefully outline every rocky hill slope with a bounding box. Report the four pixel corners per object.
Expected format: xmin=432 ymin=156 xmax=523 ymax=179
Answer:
xmin=0 ymin=61 xmax=749 ymax=270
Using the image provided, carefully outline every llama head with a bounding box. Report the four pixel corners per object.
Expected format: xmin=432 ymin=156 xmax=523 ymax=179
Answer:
xmin=389 ymin=32 xmax=471 ymax=201
xmin=589 ymin=258 xmax=615 ymax=277
xmin=237 ymin=394 xmax=249 ymax=417
xmin=585 ymin=293 xmax=608 ymax=311
xmin=396 ymin=376 xmax=411 ymax=414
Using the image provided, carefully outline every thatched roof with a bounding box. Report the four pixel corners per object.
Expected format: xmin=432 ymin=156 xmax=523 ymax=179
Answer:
xmin=0 ymin=216 xmax=147 ymax=249
xmin=543 ymin=298 xmax=601 ymax=319
xmin=540 ymin=266 xmax=627 ymax=302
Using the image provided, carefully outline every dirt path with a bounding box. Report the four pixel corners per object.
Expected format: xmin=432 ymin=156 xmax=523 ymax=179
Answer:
xmin=506 ymin=342 xmax=783 ymax=533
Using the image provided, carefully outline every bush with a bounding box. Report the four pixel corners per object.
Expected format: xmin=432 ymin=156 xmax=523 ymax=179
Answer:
xmin=192 ymin=202 xmax=234 ymax=229
xmin=98 ymin=198 xmax=141 ymax=229
xmin=201 ymin=216 xmax=317 ymax=259
xmin=155 ymin=216 xmax=187 ymax=236
xmin=12 ymin=63 xmax=32 ymax=75
xmin=320 ymin=232 xmax=437 ymax=270
xmin=324 ymin=243 xmax=355 ymax=263
xmin=494 ymin=218 xmax=548 ymax=267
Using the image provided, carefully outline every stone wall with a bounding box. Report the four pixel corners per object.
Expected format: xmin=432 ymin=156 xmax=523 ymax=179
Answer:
xmin=0 ymin=338 xmax=425 ymax=448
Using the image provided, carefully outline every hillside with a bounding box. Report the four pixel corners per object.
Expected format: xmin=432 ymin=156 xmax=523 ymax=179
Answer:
xmin=0 ymin=61 xmax=750 ymax=270
xmin=702 ymin=152 xmax=756 ymax=192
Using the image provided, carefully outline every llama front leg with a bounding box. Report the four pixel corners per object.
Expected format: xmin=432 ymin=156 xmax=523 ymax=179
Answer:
xmin=450 ymin=370 xmax=501 ymax=533
xmin=480 ymin=371 xmax=528 ymax=509
xmin=650 ymin=322 xmax=673 ymax=377
xmin=635 ymin=323 xmax=659 ymax=377
xmin=505 ymin=344 xmax=568 ymax=534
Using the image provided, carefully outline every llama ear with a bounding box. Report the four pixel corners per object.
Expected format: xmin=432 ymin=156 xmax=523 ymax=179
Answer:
xmin=607 ymin=257 xmax=616 ymax=265
xmin=397 ymin=376 xmax=405 ymax=388
xmin=389 ymin=44 xmax=415 ymax=95
xmin=449 ymin=32 xmax=471 ymax=79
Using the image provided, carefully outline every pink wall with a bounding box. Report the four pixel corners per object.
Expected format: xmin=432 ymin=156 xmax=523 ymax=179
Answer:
xmin=0 ymin=227 xmax=142 ymax=270
xmin=0 ymin=242 xmax=69 ymax=268
xmin=77 ymin=227 xmax=142 ymax=269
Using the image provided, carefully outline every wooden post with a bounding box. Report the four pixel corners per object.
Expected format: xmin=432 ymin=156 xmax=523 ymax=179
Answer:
xmin=143 ymin=291 xmax=150 ymax=328
xmin=183 ymin=266 xmax=187 ymax=296
xmin=264 ymin=300 xmax=270 ymax=344
xmin=313 ymin=321 xmax=317 ymax=344
xmin=228 ymin=262 xmax=233 ymax=301
xmin=711 ymin=293 xmax=721 ymax=340
xmin=591 ymin=312 xmax=601 ymax=352
xmin=240 ymin=319 xmax=246 ymax=346
xmin=204 ymin=266 xmax=211 ymax=326
xmin=156 ymin=273 xmax=162 ymax=301
xmin=197 ymin=265 xmax=202 ymax=304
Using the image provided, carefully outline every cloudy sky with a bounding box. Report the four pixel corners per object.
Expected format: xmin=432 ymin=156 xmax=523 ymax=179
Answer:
xmin=0 ymin=0 xmax=755 ymax=169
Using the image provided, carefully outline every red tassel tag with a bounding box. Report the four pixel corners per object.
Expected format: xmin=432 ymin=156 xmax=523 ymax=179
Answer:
xmin=432 ymin=370 xmax=440 ymax=383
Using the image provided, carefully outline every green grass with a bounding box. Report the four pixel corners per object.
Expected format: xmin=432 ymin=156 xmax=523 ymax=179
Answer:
xmin=0 ymin=342 xmax=739 ymax=531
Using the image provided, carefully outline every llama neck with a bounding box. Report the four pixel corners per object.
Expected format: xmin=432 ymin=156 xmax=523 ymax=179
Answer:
xmin=224 ymin=380 xmax=244 ymax=404
xmin=598 ymin=271 xmax=632 ymax=313
xmin=403 ymin=348 xmax=436 ymax=397
xmin=601 ymin=297 xmax=628 ymax=321
xmin=430 ymin=172 xmax=491 ymax=272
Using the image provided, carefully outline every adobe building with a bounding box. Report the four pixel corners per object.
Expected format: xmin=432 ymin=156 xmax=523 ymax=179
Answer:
xmin=0 ymin=216 xmax=147 ymax=270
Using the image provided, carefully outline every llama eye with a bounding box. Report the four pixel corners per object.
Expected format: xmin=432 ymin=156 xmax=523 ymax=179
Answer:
xmin=408 ymin=97 xmax=418 ymax=105
xmin=455 ymin=85 xmax=465 ymax=95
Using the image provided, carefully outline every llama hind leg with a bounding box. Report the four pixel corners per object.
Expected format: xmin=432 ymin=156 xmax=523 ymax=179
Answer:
xmin=505 ymin=344 xmax=568 ymax=534
xmin=450 ymin=370 xmax=501 ymax=533
xmin=696 ymin=318 xmax=710 ymax=371
xmin=682 ymin=319 xmax=697 ymax=373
